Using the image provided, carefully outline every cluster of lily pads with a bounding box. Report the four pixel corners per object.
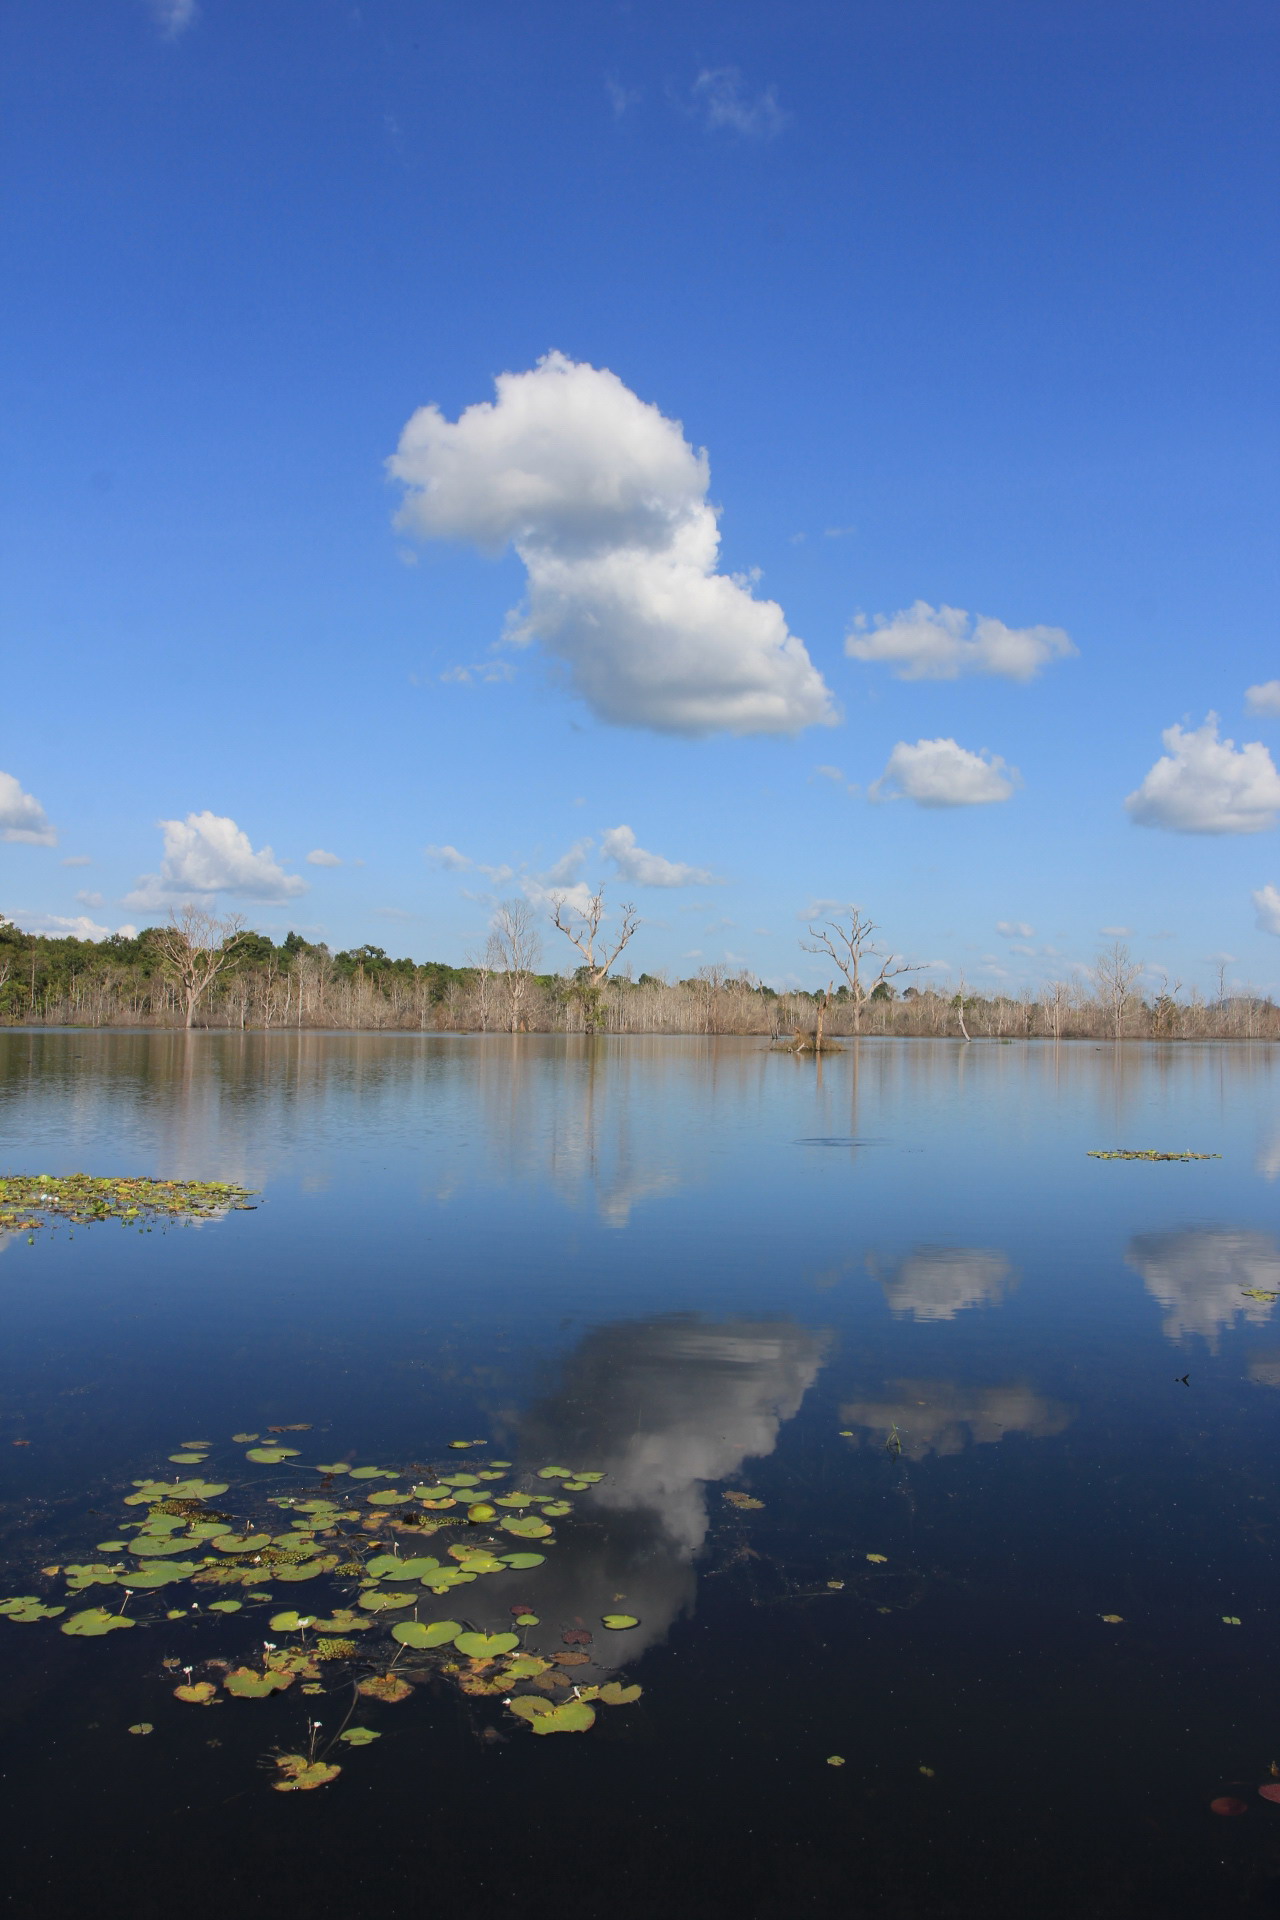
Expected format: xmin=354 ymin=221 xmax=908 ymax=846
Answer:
xmin=0 ymin=1173 xmax=256 ymax=1234
xmin=0 ymin=1431 xmax=644 ymax=1792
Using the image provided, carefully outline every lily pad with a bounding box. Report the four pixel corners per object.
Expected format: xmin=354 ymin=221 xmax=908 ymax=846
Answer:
xmin=348 ymin=1467 xmax=394 ymax=1480
xmin=503 ymin=1517 xmax=553 ymax=1539
xmin=507 ymin=1694 xmax=596 ymax=1735
xmin=439 ymin=1473 xmax=480 ymax=1488
xmin=269 ymin=1610 xmax=316 ymax=1632
xmin=447 ymin=1547 xmax=506 ymax=1574
xmin=128 ymin=1722 xmax=153 ymax=1735
xmin=168 ymin=1452 xmax=206 ymax=1465
xmin=501 ymin=1553 xmax=546 ymax=1569
xmin=123 ymin=1479 xmax=227 ymax=1504
xmin=454 ymin=1630 xmax=519 ymax=1659
xmin=211 ymin=1533 xmax=269 ymax=1554
xmin=502 ymin=1654 xmax=550 ymax=1678
xmin=366 ymin=1490 xmax=411 ymax=1506
xmin=62 ymin=1608 xmax=134 ymax=1636
xmin=173 ymin=1681 xmax=217 ymax=1704
xmin=125 ymin=1562 xmax=201 ymax=1587
xmin=314 ymin=1462 xmax=350 ymax=1474
xmin=208 ymin=1599 xmax=242 ymax=1613
xmin=3 ymin=1600 xmax=65 ymax=1622
xmin=494 ymin=1493 xmax=534 ymax=1508
xmin=357 ymin=1673 xmax=413 ymax=1703
xmin=339 ymin=1727 xmax=381 ymax=1745
xmin=466 ymin=1503 xmax=498 ymax=1523
xmin=595 ymin=1681 xmax=642 ymax=1705
xmin=223 ymin=1665 xmax=294 ymax=1698
xmin=421 ymin=1567 xmax=476 ymax=1592
xmin=541 ymin=1501 xmax=572 ymax=1518
xmin=601 ymin=1614 xmax=639 ymax=1629
xmin=573 ymin=1472 xmax=604 ymax=1483
xmin=245 ymin=1447 xmax=300 ymax=1465
xmin=312 ymin=1610 xmax=373 ymax=1633
xmin=367 ymin=1555 xmax=442 ymax=1580
xmin=95 ymin=1541 xmax=127 ymax=1552
xmin=130 ymin=1534 xmax=195 ymax=1557
xmin=274 ymin=1755 xmax=341 ymax=1791
xmin=536 ymin=1466 xmax=572 ymax=1479
xmin=231 ymin=1432 xmax=259 ymax=1443
xmin=561 ymin=1480 xmax=590 ymax=1491
xmin=392 ymin=1618 xmax=461 ymax=1648
xmin=272 ymin=1558 xmax=337 ymax=1582
xmin=358 ymin=1589 xmax=416 ymax=1611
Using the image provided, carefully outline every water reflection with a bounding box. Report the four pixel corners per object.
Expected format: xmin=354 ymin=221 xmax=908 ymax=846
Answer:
xmin=1246 ymin=1351 xmax=1280 ymax=1388
xmin=873 ymin=1247 xmax=1014 ymax=1321
xmin=1125 ymin=1229 xmax=1280 ymax=1345
xmin=838 ymin=1378 xmax=1073 ymax=1460
xmin=511 ymin=1315 xmax=827 ymax=1653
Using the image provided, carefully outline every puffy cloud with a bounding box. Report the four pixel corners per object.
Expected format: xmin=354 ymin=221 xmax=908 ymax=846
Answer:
xmin=1247 ymin=681 xmax=1280 ymax=717
xmin=147 ymin=0 xmax=198 ymax=35
xmin=125 ymin=812 xmax=306 ymax=908
xmin=839 ymin=1378 xmax=1071 ymax=1462
xmin=869 ymin=738 xmax=1018 ymax=807
xmin=846 ymin=600 xmax=1075 ymax=682
xmin=1127 ymin=1229 xmax=1280 ymax=1346
xmin=0 ymin=772 xmax=56 ymax=846
xmin=75 ymin=890 xmax=104 ymax=908
xmin=389 ymin=353 xmax=835 ymax=736
xmin=16 ymin=913 xmax=136 ymax=942
xmin=1125 ymin=715 xmax=1280 ymax=834
xmin=997 ymin=920 xmax=1034 ymax=939
xmin=306 ymin=849 xmax=342 ymax=867
xmin=877 ymin=1248 xmax=1014 ymax=1322
xmin=1254 ymin=884 xmax=1280 ymax=935
xmin=601 ymin=825 xmax=716 ymax=888
xmin=690 ymin=68 xmax=787 ymax=138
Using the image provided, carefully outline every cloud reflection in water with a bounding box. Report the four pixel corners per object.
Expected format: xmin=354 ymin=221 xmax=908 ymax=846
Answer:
xmin=1126 ymin=1228 xmax=1280 ymax=1345
xmin=839 ymin=1379 xmax=1072 ymax=1462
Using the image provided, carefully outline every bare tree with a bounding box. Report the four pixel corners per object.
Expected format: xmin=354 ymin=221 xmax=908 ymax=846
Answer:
xmin=150 ymin=905 xmax=247 ymax=1029
xmin=801 ymin=907 xmax=920 ymax=1033
xmin=486 ymin=898 xmax=543 ymax=1032
xmin=1093 ymin=941 xmax=1143 ymax=1042
xmin=549 ymin=888 xmax=639 ymax=1033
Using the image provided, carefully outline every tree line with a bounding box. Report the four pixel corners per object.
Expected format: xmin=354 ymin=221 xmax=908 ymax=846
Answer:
xmin=0 ymin=900 xmax=1276 ymax=1042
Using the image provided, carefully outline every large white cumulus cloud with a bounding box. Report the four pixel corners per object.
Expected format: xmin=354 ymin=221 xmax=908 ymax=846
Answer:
xmin=1125 ymin=715 xmax=1280 ymax=834
xmin=125 ymin=812 xmax=307 ymax=908
xmin=388 ymin=353 xmax=835 ymax=736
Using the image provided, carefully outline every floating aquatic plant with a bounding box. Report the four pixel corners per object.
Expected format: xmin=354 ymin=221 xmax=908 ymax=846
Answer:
xmin=0 ymin=1173 xmax=256 ymax=1233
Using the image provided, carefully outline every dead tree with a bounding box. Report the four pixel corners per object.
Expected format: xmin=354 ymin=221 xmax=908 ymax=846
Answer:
xmin=486 ymin=898 xmax=543 ymax=1032
xmin=150 ymin=905 xmax=246 ymax=1029
xmin=801 ymin=907 xmax=920 ymax=1033
xmin=549 ymin=889 xmax=638 ymax=1033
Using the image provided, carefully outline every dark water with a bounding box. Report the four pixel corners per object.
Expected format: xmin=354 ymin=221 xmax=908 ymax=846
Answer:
xmin=3 ymin=1031 xmax=1280 ymax=1919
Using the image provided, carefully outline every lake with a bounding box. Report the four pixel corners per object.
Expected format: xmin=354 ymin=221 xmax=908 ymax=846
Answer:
xmin=2 ymin=1031 xmax=1280 ymax=1918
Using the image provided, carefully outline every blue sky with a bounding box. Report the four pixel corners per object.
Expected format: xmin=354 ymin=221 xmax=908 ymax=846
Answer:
xmin=2 ymin=0 xmax=1277 ymax=992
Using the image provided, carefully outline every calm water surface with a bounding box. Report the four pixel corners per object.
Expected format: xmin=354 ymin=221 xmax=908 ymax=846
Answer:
xmin=3 ymin=1032 xmax=1280 ymax=1919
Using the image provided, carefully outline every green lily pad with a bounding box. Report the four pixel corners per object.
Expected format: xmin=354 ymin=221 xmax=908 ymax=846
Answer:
xmin=348 ymin=1467 xmax=394 ymax=1480
xmin=95 ymin=1541 xmax=127 ymax=1552
xmin=122 ymin=1478 xmax=227 ymax=1504
xmin=245 ymin=1447 xmax=299 ymax=1465
xmin=366 ymin=1490 xmax=411 ymax=1506
xmin=123 ymin=1562 xmax=201 ymax=1588
xmin=294 ymin=1499 xmax=342 ymax=1514
xmin=273 ymin=1756 xmax=341 ymax=1791
xmin=208 ymin=1599 xmax=242 ymax=1613
xmin=312 ymin=1610 xmax=373 ymax=1632
xmin=502 ymin=1653 xmax=549 ymax=1678
xmin=489 ymin=1460 xmax=512 ymax=1468
xmin=447 ymin=1547 xmax=506 ymax=1574
xmin=128 ymin=1722 xmax=153 ymax=1735
xmin=536 ymin=1466 xmax=572 ymax=1479
xmin=391 ymin=1618 xmax=461 ymax=1648
xmin=185 ymin=1522 xmax=229 ymax=1541
xmin=503 ymin=1517 xmax=553 ymax=1539
xmin=541 ymin=1501 xmax=572 ymax=1517
xmin=246 ymin=1590 xmax=273 ymax=1602
xmin=494 ymin=1493 xmax=534 ymax=1508
xmin=561 ymin=1480 xmax=590 ymax=1491
xmin=64 ymin=1564 xmax=121 ymax=1583
xmin=269 ymin=1610 xmax=317 ymax=1631
xmin=367 ymin=1554 xmax=442 ymax=1580
xmin=421 ymin=1567 xmax=476 ymax=1592
xmin=130 ymin=1535 xmax=193 ymax=1558
xmin=448 ymin=1440 xmax=474 ymax=1449
xmin=61 ymin=1607 xmax=134 ymax=1636
xmin=168 ymin=1452 xmax=207 ymax=1464
xmin=223 ymin=1665 xmax=293 ymax=1698
xmin=454 ymin=1630 xmax=519 ymax=1659
xmin=508 ymin=1694 xmax=596 ymax=1734
xmin=501 ymin=1553 xmax=546 ymax=1569
xmin=271 ymin=1558 xmax=335 ymax=1582
xmin=595 ymin=1681 xmax=642 ymax=1705
xmin=465 ymin=1503 xmax=498 ymax=1523
xmin=231 ymin=1432 xmax=259 ymax=1443
xmin=601 ymin=1613 xmax=639 ymax=1629
xmin=211 ymin=1533 xmax=269 ymax=1553
xmin=137 ymin=1512 xmax=186 ymax=1532
xmin=4 ymin=1600 xmax=65 ymax=1622
xmin=513 ymin=1613 xmax=539 ymax=1626
xmin=358 ymin=1589 xmax=416 ymax=1611
xmin=174 ymin=1681 xmax=217 ymax=1704
xmin=313 ymin=1463 xmax=350 ymax=1474
xmin=339 ymin=1727 xmax=381 ymax=1745
xmin=477 ymin=1470 xmax=507 ymax=1481
xmin=440 ymin=1473 xmax=480 ymax=1487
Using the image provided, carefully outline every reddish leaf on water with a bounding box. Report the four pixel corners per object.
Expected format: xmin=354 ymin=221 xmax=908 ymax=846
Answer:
xmin=510 ymin=1603 xmax=535 ymax=1617
xmin=1210 ymin=1797 xmax=1249 ymax=1817
xmin=1259 ymin=1785 xmax=1280 ymax=1804
xmin=562 ymin=1629 xmax=592 ymax=1646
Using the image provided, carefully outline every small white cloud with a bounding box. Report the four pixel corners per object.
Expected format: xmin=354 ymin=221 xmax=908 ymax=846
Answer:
xmin=0 ymin=772 xmax=56 ymax=846
xmin=996 ymin=921 xmax=1034 ymax=939
xmin=1254 ymin=885 xmax=1280 ymax=936
xmin=690 ymin=67 xmax=787 ymax=138
xmin=75 ymin=890 xmax=104 ymax=908
xmin=306 ymin=849 xmax=342 ymax=867
xmin=601 ymin=824 xmax=716 ymax=888
xmin=61 ymin=855 xmax=91 ymax=867
xmin=146 ymin=0 xmax=198 ymax=37
xmin=870 ymin=738 xmax=1018 ymax=808
xmin=440 ymin=659 xmax=516 ymax=685
xmin=425 ymin=844 xmax=473 ymax=871
xmin=125 ymin=811 xmax=306 ymax=908
xmin=1100 ymin=924 xmax=1132 ymax=936
xmin=846 ymin=600 xmax=1075 ymax=682
xmin=390 ymin=353 xmax=834 ymax=736
xmin=814 ymin=764 xmax=846 ymax=784
xmin=542 ymin=837 xmax=594 ymax=887
xmin=1126 ymin=715 xmax=1280 ymax=834
xmin=15 ymin=912 xmax=135 ymax=942
xmin=606 ymin=75 xmax=641 ymax=117
xmin=1247 ymin=681 xmax=1280 ymax=717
